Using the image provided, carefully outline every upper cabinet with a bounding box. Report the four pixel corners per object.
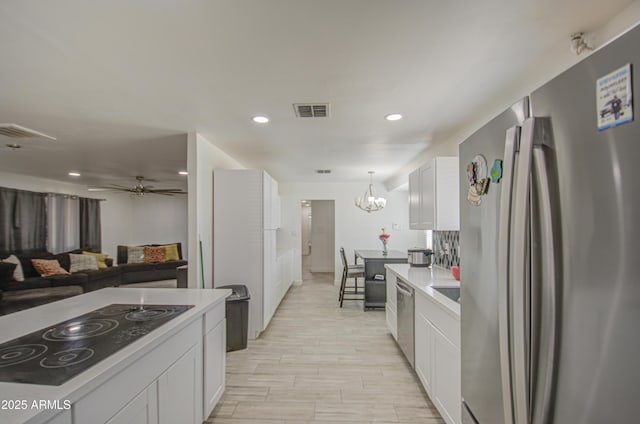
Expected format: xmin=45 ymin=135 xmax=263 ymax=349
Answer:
xmin=409 ymin=157 xmax=459 ymax=231
xmin=263 ymin=172 xmax=281 ymax=230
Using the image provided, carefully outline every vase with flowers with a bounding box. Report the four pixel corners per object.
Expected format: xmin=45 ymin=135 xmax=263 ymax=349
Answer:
xmin=379 ymin=227 xmax=390 ymax=255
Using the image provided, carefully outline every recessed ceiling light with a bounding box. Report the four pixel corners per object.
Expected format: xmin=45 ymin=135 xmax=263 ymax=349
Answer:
xmin=178 ymin=171 xmax=188 ymax=176
xmin=68 ymin=172 xmax=81 ymax=177
xmin=252 ymin=116 xmax=269 ymax=124
xmin=385 ymin=113 xmax=403 ymax=121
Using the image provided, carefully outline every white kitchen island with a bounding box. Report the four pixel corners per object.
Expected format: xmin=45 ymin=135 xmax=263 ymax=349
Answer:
xmin=0 ymin=287 xmax=230 ymax=424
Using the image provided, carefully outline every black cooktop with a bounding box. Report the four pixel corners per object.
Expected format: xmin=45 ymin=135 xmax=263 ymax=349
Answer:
xmin=0 ymin=304 xmax=194 ymax=386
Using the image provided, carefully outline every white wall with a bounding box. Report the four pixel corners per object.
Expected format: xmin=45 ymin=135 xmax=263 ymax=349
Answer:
xmin=309 ymin=200 xmax=334 ymax=273
xmin=0 ymin=171 xmax=186 ymax=260
xmin=280 ymin=182 xmax=417 ymax=283
xmin=187 ymin=132 xmax=244 ymax=288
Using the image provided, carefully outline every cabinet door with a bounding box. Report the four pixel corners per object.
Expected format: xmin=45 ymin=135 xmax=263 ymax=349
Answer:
xmin=432 ymin=327 xmax=461 ymax=424
xmin=158 ymin=345 xmax=198 ymax=424
xmin=420 ymin=162 xmax=435 ymax=230
xmin=107 ymin=383 xmax=158 ymax=424
xmin=409 ymin=169 xmax=422 ymax=229
xmin=415 ymin=311 xmax=434 ymax=396
xmin=45 ymin=410 xmax=72 ymax=424
xmin=204 ymin=320 xmax=226 ymax=418
xmin=271 ymin=179 xmax=281 ymax=229
xmin=386 ymin=272 xmax=397 ymax=339
xmin=263 ymin=172 xmax=272 ymax=229
xmin=434 ymin=157 xmax=460 ymax=231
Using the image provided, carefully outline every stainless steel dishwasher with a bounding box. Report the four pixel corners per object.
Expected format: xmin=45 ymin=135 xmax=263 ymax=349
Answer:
xmin=396 ymin=278 xmax=415 ymax=368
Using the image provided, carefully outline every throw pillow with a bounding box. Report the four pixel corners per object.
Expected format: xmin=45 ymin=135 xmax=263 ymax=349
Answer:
xmin=0 ymin=262 xmax=17 ymax=284
xmin=144 ymin=246 xmax=165 ymax=263
xmin=163 ymin=243 xmax=180 ymax=261
xmin=2 ymin=255 xmax=25 ymax=282
xmin=127 ymin=246 xmax=145 ymax=264
xmin=82 ymin=251 xmax=108 ymax=269
xmin=69 ymin=254 xmax=98 ymax=273
xmin=31 ymin=259 xmax=70 ymax=278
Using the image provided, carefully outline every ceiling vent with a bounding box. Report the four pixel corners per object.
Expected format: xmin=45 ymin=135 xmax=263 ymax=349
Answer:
xmin=294 ymin=103 xmax=329 ymax=118
xmin=0 ymin=124 xmax=56 ymax=141
xmin=316 ymin=169 xmax=331 ymax=174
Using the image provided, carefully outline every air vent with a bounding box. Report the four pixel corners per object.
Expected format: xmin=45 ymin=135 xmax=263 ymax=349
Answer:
xmin=316 ymin=169 xmax=331 ymax=174
xmin=293 ymin=103 xmax=330 ymax=118
xmin=0 ymin=124 xmax=56 ymax=141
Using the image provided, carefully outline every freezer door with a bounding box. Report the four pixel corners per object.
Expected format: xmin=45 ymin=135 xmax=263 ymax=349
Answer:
xmin=459 ymin=98 xmax=528 ymax=424
xmin=529 ymin=23 xmax=640 ymax=423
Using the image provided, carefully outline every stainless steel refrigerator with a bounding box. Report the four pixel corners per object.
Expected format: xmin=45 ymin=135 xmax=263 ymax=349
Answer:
xmin=459 ymin=23 xmax=640 ymax=424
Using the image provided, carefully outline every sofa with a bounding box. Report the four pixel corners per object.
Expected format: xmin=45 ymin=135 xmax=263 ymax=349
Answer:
xmin=0 ymin=249 xmax=122 ymax=299
xmin=116 ymin=243 xmax=187 ymax=284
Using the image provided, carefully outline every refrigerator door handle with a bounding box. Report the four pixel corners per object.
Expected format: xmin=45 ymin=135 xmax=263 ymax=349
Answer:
xmin=512 ymin=118 xmax=546 ymax=424
xmin=497 ymin=125 xmax=520 ymax=424
xmin=532 ymin=129 xmax=559 ymax=424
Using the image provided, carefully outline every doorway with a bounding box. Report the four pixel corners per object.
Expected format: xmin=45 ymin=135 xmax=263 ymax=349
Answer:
xmin=300 ymin=200 xmax=335 ymax=278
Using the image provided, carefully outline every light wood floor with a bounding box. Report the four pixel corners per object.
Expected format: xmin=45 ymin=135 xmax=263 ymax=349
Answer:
xmin=206 ymin=257 xmax=445 ymax=423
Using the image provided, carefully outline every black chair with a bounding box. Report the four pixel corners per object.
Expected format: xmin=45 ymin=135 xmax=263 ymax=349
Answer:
xmin=339 ymin=247 xmax=365 ymax=307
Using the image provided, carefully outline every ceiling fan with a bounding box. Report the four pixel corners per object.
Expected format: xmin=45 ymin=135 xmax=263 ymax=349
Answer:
xmin=88 ymin=176 xmax=186 ymax=196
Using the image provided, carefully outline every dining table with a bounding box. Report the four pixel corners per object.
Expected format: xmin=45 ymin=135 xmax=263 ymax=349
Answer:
xmin=353 ymin=249 xmax=408 ymax=310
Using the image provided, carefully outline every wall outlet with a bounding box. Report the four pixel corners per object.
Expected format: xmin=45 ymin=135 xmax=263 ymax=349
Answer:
xmin=392 ymin=223 xmax=400 ymax=231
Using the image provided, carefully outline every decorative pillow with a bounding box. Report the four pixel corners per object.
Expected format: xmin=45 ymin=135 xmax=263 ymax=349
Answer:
xmin=82 ymin=251 xmax=108 ymax=269
xmin=0 ymin=262 xmax=18 ymax=284
xmin=69 ymin=254 xmax=98 ymax=273
xmin=163 ymin=244 xmax=180 ymax=261
xmin=127 ymin=246 xmax=145 ymax=264
xmin=31 ymin=259 xmax=70 ymax=278
xmin=2 ymin=255 xmax=25 ymax=282
xmin=144 ymin=246 xmax=165 ymax=263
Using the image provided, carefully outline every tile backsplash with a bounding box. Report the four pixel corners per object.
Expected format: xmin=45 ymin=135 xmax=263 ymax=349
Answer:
xmin=432 ymin=231 xmax=460 ymax=269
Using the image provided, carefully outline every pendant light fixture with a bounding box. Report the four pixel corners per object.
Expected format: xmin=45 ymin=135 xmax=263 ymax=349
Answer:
xmin=355 ymin=171 xmax=387 ymax=213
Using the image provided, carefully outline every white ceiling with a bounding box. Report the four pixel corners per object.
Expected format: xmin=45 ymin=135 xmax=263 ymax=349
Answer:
xmin=0 ymin=0 xmax=635 ymax=189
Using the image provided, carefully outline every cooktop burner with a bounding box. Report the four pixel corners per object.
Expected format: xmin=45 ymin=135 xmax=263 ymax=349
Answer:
xmin=0 ymin=304 xmax=193 ymax=386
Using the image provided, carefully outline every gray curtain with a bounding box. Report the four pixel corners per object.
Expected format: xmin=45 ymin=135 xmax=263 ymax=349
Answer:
xmin=79 ymin=197 xmax=101 ymax=251
xmin=0 ymin=187 xmax=47 ymax=253
xmin=47 ymin=194 xmax=80 ymax=254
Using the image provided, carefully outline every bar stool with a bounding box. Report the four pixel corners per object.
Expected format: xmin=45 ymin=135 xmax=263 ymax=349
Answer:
xmin=339 ymin=247 xmax=365 ymax=307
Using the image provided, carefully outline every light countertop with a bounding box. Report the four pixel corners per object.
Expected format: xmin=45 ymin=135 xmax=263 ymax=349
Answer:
xmin=385 ymin=263 xmax=460 ymax=317
xmin=0 ymin=287 xmax=230 ymax=424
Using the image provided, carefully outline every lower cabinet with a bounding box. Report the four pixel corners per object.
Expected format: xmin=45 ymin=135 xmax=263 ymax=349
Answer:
xmin=158 ymin=345 xmax=198 ymax=424
xmin=386 ymin=271 xmax=398 ymax=340
xmin=106 ymin=383 xmax=158 ymax=424
xmin=415 ymin=291 xmax=461 ymax=424
xmin=432 ymin=326 xmax=461 ymax=424
xmin=414 ymin=311 xmax=434 ymax=395
xmin=203 ymin=320 xmax=226 ymax=418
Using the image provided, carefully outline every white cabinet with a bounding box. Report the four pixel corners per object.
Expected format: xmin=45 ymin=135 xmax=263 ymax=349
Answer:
xmin=204 ymin=317 xmax=225 ymax=418
xmin=386 ymin=270 xmax=398 ymax=340
xmin=408 ymin=157 xmax=459 ymax=230
xmin=415 ymin=291 xmax=461 ymax=424
xmin=46 ymin=410 xmax=72 ymax=424
xmin=158 ymin=345 xmax=199 ymax=424
xmin=432 ymin=325 xmax=461 ymax=424
xmin=214 ymin=169 xmax=284 ymax=338
xmin=263 ymin=173 xmax=281 ymax=230
xmin=414 ymin=310 xmax=434 ymax=395
xmin=106 ymin=383 xmax=158 ymax=424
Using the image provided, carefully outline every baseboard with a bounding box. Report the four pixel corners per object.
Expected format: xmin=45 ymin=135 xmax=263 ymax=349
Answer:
xmin=310 ymin=267 xmax=334 ymax=273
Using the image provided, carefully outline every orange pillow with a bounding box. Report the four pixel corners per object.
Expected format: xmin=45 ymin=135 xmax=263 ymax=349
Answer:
xmin=31 ymin=259 xmax=71 ymax=278
xmin=144 ymin=246 xmax=165 ymax=263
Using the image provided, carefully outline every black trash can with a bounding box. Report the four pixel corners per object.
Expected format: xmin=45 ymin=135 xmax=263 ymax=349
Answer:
xmin=217 ymin=284 xmax=251 ymax=352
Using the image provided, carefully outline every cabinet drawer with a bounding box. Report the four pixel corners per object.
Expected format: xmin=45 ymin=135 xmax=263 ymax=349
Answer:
xmin=415 ymin=291 xmax=460 ymax=349
xmin=204 ymin=302 xmax=225 ymax=334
